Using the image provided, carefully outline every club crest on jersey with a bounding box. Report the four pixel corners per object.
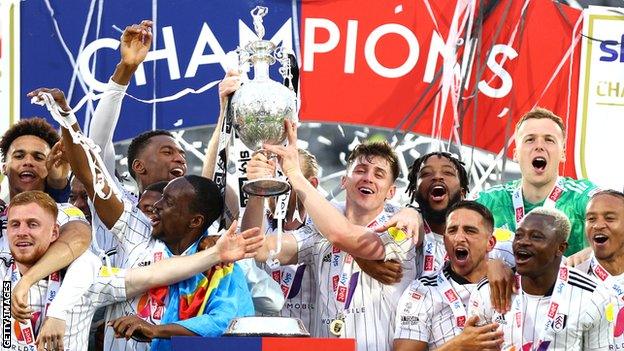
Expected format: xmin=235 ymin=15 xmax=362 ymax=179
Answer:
xmin=552 ymin=313 xmax=567 ymax=332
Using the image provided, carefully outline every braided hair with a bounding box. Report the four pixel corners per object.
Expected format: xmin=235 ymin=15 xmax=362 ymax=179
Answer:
xmin=405 ymin=152 xmax=470 ymax=203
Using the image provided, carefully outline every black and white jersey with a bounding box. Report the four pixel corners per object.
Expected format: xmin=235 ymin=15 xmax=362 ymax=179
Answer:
xmin=394 ymin=265 xmax=477 ymax=350
xmin=469 ymin=267 xmax=612 ymax=351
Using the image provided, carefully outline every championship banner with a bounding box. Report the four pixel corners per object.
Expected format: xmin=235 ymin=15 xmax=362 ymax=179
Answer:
xmin=575 ymin=6 xmax=624 ymax=190
xmin=15 ymin=0 xmax=616 ymax=189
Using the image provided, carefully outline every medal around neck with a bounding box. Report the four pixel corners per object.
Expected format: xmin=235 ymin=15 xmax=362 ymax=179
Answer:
xmin=231 ymin=6 xmax=298 ymax=197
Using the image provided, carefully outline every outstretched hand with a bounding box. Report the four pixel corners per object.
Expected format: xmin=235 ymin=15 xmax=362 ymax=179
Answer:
xmin=214 ymin=220 xmax=263 ymax=263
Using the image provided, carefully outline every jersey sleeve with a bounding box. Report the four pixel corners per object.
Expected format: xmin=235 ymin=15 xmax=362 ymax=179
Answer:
xmin=393 ymin=280 xmax=433 ymax=342
xmin=56 ymin=203 xmax=89 ymax=227
xmin=46 ymin=251 xmax=103 ymax=320
xmin=582 ymin=286 xmax=614 ymax=350
xmin=110 ymin=200 xmax=152 ymax=246
xmin=575 ymin=178 xmax=601 ymax=217
xmin=294 ymin=223 xmax=322 ymax=266
xmin=88 ymin=78 xmax=128 ymax=174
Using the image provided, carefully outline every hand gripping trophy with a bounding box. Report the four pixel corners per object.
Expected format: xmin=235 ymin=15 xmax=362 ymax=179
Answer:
xmin=231 ymin=6 xmax=298 ymax=197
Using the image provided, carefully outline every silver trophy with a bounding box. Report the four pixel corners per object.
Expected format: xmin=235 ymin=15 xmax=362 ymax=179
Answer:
xmin=231 ymin=6 xmax=298 ymax=197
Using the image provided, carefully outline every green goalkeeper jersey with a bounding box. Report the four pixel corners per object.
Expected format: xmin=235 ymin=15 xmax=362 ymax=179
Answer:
xmin=476 ymin=177 xmax=599 ymax=256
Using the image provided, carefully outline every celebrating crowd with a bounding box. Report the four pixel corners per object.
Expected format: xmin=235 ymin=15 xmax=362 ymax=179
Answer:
xmin=1 ymin=20 xmax=622 ymax=351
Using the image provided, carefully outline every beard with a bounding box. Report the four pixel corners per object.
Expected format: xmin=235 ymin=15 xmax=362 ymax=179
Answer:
xmin=415 ymin=190 xmax=463 ymax=225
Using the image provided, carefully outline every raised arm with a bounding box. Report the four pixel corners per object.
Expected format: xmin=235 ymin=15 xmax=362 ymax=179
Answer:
xmin=263 ymin=121 xmax=394 ymax=260
xmin=89 ymin=20 xmax=152 ymax=173
xmin=59 ymin=115 xmax=124 ymax=230
xmin=202 ymin=70 xmax=241 ymax=179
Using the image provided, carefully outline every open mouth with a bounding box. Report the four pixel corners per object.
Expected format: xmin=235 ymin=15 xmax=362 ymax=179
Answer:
xmin=593 ymin=234 xmax=609 ymax=245
xmin=18 ymin=171 xmax=37 ymax=182
xmin=454 ymin=247 xmax=469 ymax=262
xmin=515 ymin=249 xmax=533 ymax=263
xmin=429 ymin=185 xmax=448 ymax=201
xmin=532 ymin=157 xmax=547 ymax=172
xmin=358 ymin=186 xmax=374 ymax=195
xmin=169 ymin=167 xmax=185 ymax=177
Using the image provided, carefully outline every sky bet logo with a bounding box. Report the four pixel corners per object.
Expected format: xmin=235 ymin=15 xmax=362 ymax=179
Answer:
xmin=599 ymin=34 xmax=624 ymax=62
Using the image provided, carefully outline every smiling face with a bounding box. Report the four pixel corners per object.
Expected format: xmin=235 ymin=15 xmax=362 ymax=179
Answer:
xmin=7 ymin=202 xmax=59 ymax=269
xmin=513 ymin=213 xmax=567 ymax=277
xmin=585 ymin=194 xmax=624 ymax=262
xmin=3 ymin=135 xmax=50 ymax=198
xmin=444 ymin=208 xmax=495 ymax=280
xmin=150 ymin=178 xmax=200 ymax=244
xmin=133 ymin=135 xmax=187 ymax=190
xmin=341 ymin=155 xmax=396 ymax=213
xmin=514 ymin=118 xmax=566 ymax=188
xmin=415 ymin=155 xmax=465 ymax=223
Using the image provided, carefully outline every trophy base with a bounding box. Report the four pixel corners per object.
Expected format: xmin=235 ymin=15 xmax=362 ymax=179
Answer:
xmin=242 ymin=178 xmax=291 ymax=197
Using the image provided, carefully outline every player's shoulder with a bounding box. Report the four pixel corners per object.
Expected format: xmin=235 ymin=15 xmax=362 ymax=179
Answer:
xmin=476 ymin=276 xmax=490 ymax=290
xmin=56 ymin=202 xmax=87 ymax=224
xmin=476 ymin=180 xmax=518 ymax=199
xmin=561 ymin=177 xmax=599 ymax=196
xmin=567 ymin=266 xmax=600 ymax=293
xmin=417 ymin=273 xmax=439 ymax=287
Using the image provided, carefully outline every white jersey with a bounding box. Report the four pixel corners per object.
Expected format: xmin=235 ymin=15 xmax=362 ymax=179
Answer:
xmin=260 ymin=214 xmax=316 ymax=331
xmin=576 ymin=257 xmax=624 ymax=350
xmin=469 ymin=267 xmax=612 ymax=351
xmin=88 ymin=187 xmax=138 ymax=265
xmin=394 ymin=265 xmax=477 ymax=350
xmin=294 ymin=202 xmax=416 ymax=351
xmin=0 ymin=251 xmax=127 ymax=351
xmin=102 ymin=200 xmax=171 ymax=351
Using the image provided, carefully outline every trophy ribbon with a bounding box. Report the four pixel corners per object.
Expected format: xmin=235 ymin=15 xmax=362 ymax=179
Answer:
xmin=32 ymin=92 xmax=119 ymax=274
xmin=266 ymin=166 xmax=290 ymax=269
